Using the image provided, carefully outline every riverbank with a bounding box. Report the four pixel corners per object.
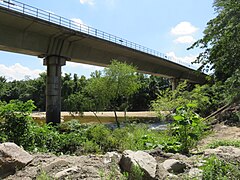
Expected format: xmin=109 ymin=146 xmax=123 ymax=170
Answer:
xmin=32 ymin=111 xmax=157 ymax=119
xmin=32 ymin=111 xmax=160 ymax=124
xmin=3 ymin=123 xmax=240 ymax=179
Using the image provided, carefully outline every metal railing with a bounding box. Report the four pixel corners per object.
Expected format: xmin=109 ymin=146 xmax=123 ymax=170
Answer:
xmin=0 ymin=0 xmax=193 ymax=68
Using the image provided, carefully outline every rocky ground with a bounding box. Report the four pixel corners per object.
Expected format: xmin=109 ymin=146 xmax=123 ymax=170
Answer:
xmin=1 ymin=123 xmax=240 ymax=180
xmin=197 ymin=123 xmax=240 ymax=149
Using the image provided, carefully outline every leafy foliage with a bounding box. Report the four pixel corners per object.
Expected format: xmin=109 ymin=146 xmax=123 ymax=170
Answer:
xmin=129 ymin=164 xmax=144 ymax=180
xmin=151 ymin=81 xmax=190 ymax=119
xmin=0 ymin=100 xmax=207 ymax=155
xmin=188 ymin=0 xmax=240 ymax=81
xmin=85 ymin=60 xmax=141 ymax=127
xmin=171 ymin=103 xmax=206 ymax=154
xmin=224 ymin=69 xmax=240 ymax=103
xmin=151 ymin=81 xmax=226 ymax=118
xmin=0 ymin=100 xmax=36 ymax=146
xmin=0 ymin=68 xmax=168 ymax=113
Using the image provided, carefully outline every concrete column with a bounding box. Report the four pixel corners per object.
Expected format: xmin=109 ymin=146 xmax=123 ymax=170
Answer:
xmin=171 ymin=78 xmax=180 ymax=90
xmin=43 ymin=55 xmax=66 ymax=124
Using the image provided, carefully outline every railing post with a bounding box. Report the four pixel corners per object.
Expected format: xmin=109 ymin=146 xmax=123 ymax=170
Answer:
xmin=36 ymin=8 xmax=38 ymax=17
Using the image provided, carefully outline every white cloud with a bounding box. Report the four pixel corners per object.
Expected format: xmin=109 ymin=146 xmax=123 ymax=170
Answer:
xmin=80 ymin=0 xmax=95 ymax=6
xmin=174 ymin=35 xmax=195 ymax=44
xmin=71 ymin=18 xmax=85 ymax=25
xmin=166 ymin=52 xmax=199 ymax=69
xmin=0 ymin=63 xmax=43 ymax=80
xmin=171 ymin=21 xmax=198 ymax=35
xmin=71 ymin=18 xmax=89 ymax=32
xmin=67 ymin=61 xmax=103 ymax=71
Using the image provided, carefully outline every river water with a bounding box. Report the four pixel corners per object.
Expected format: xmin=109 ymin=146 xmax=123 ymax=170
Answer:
xmin=33 ymin=114 xmax=168 ymax=130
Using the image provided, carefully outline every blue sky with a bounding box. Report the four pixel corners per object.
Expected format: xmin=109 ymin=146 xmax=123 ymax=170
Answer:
xmin=0 ymin=0 xmax=215 ymax=80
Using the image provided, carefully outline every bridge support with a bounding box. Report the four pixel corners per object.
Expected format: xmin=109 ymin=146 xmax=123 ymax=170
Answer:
xmin=171 ymin=78 xmax=180 ymax=90
xmin=43 ymin=55 xmax=66 ymax=124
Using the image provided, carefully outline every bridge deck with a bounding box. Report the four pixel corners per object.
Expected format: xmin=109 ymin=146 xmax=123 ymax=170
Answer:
xmin=0 ymin=0 xmax=206 ymax=83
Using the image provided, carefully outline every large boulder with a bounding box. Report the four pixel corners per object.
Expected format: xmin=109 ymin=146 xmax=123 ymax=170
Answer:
xmin=119 ymin=150 xmax=157 ymax=180
xmin=0 ymin=142 xmax=33 ymax=178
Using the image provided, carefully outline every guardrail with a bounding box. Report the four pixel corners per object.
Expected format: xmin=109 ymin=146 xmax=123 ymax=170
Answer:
xmin=0 ymin=0 xmax=193 ymax=68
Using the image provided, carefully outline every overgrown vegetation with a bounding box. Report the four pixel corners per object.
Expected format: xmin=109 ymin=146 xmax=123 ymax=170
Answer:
xmin=201 ymin=155 xmax=240 ymax=180
xmin=0 ymin=67 xmax=169 ymax=114
xmin=0 ymin=100 xmax=207 ymax=155
xmin=36 ymin=170 xmax=53 ymax=180
xmin=151 ymin=81 xmax=227 ymax=119
xmin=171 ymin=103 xmax=206 ymax=154
xmin=85 ymin=60 xmax=141 ymax=127
xmin=207 ymin=140 xmax=240 ymax=149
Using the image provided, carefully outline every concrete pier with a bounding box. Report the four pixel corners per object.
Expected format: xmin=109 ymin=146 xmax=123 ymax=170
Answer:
xmin=43 ymin=55 xmax=66 ymax=124
xmin=171 ymin=78 xmax=180 ymax=90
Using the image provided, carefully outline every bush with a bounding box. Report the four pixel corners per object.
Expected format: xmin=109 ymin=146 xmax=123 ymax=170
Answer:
xmin=0 ymin=100 xmax=36 ymax=147
xmin=151 ymin=81 xmax=227 ymax=118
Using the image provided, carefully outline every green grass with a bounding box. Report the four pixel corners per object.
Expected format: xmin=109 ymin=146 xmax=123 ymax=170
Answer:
xmin=207 ymin=140 xmax=240 ymax=149
xmin=36 ymin=170 xmax=52 ymax=180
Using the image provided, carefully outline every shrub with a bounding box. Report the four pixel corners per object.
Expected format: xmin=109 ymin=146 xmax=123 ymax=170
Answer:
xmin=171 ymin=103 xmax=206 ymax=154
xmin=0 ymin=100 xmax=36 ymax=147
xmin=151 ymin=81 xmax=227 ymax=118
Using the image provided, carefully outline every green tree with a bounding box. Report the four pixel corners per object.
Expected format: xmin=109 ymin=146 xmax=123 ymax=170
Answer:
xmin=85 ymin=60 xmax=141 ymax=127
xmin=61 ymin=73 xmax=88 ymax=111
xmin=129 ymin=74 xmax=169 ymax=111
xmin=188 ymin=0 xmax=240 ymax=81
xmin=0 ymin=76 xmax=8 ymax=99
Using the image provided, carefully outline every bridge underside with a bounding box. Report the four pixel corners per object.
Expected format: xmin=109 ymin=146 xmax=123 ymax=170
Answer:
xmin=0 ymin=6 xmax=206 ymax=123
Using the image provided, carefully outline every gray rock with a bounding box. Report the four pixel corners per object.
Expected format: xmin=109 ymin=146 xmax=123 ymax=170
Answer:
xmin=162 ymin=159 xmax=186 ymax=174
xmin=0 ymin=142 xmax=33 ymax=178
xmin=103 ymin=151 xmax=121 ymax=164
xmin=166 ymin=173 xmax=179 ymax=179
xmin=188 ymin=168 xmax=203 ymax=179
xmin=155 ymin=163 xmax=170 ymax=180
xmin=120 ymin=150 xmax=157 ymax=180
xmin=204 ymin=146 xmax=240 ymax=162
xmin=54 ymin=166 xmax=78 ymax=179
xmin=42 ymin=159 xmax=69 ymax=173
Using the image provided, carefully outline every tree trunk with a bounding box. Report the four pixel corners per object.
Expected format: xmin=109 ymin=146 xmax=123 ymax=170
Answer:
xmin=114 ymin=110 xmax=120 ymax=128
xmin=92 ymin=111 xmax=102 ymax=124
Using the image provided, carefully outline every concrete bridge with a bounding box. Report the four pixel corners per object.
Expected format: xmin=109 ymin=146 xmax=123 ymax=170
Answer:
xmin=0 ymin=0 xmax=206 ymax=124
